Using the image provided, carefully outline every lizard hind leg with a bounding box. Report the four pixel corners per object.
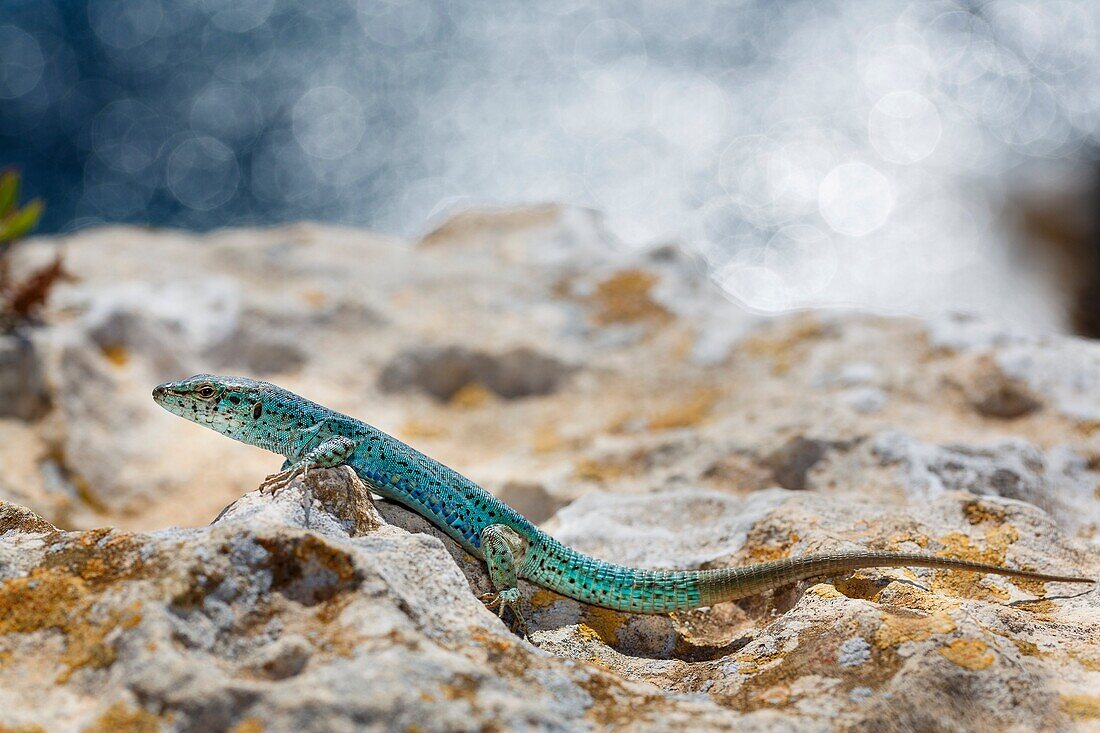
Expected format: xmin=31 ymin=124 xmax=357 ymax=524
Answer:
xmin=479 ymin=524 xmax=528 ymax=636
xmin=259 ymin=435 xmax=358 ymax=494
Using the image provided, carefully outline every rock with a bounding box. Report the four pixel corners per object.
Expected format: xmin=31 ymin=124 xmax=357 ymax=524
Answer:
xmin=993 ymin=339 xmax=1100 ymax=423
xmin=547 ymin=488 xmax=792 ymax=569
xmin=76 ymin=277 xmax=242 ymax=354
xmin=871 ymin=431 xmax=1100 ymax=536
xmin=205 ymin=319 xmax=309 ymax=376
xmin=763 ymin=437 xmax=846 ymax=491
xmin=378 ymin=345 xmax=574 ymax=402
xmin=0 ymin=470 xmax=737 ymax=732
xmin=0 ymin=331 xmax=50 ymax=420
xmin=814 ymin=361 xmax=881 ymax=388
xmin=7 ymin=468 xmax=1092 ymax=732
xmin=0 ymin=212 xmax=759 ymax=527
xmin=924 ymin=312 xmax=1022 ymax=352
xmin=495 ymin=480 xmax=567 ymax=524
xmin=531 ymin=487 xmax=1097 ymax=732
xmin=0 ymin=499 xmax=58 ymax=534
xmin=841 ymin=386 xmax=886 ymax=414
xmin=926 ymin=313 xmax=1100 ymax=423
xmin=2 ymin=213 xmax=1100 ymax=729
xmin=960 ymin=354 xmax=1044 ymax=419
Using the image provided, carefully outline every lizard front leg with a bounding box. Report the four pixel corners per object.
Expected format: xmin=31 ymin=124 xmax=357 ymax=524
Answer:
xmin=478 ymin=524 xmax=527 ymax=635
xmin=259 ymin=435 xmax=357 ymax=494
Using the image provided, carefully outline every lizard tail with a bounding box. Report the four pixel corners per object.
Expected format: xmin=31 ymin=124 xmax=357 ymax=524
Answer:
xmin=696 ymin=551 xmax=1094 ymax=606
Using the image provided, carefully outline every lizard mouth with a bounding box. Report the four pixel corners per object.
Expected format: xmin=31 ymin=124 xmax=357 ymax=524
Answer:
xmin=152 ymin=383 xmax=184 ymax=401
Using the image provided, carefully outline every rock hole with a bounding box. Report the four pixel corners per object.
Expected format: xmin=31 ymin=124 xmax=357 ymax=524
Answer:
xmin=257 ymin=536 xmax=362 ymax=606
xmin=377 ymin=345 xmax=573 ymax=401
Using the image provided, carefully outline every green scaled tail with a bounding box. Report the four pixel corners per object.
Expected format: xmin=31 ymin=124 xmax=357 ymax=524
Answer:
xmin=694 ymin=552 xmax=1093 ymax=608
xmin=523 ymin=542 xmax=1094 ymax=614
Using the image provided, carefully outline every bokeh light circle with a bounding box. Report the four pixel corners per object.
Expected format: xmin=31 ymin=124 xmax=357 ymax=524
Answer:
xmin=190 ymin=82 xmax=264 ymax=146
xmin=91 ymin=99 xmax=169 ymax=174
xmin=205 ymin=0 xmax=275 ymax=33
xmin=818 ymin=162 xmax=896 ymax=237
xmin=0 ymin=26 xmax=44 ymax=100
xmin=167 ymin=136 xmax=241 ymax=211
xmin=358 ymin=0 xmax=435 ymax=47
xmin=293 ymin=86 xmax=367 ymax=160
xmin=869 ymin=91 xmax=942 ymax=164
xmin=88 ymin=0 xmax=163 ymax=50
xmin=574 ymin=19 xmax=648 ymax=92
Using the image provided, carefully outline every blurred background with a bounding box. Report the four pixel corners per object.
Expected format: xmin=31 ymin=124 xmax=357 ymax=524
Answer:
xmin=2 ymin=0 xmax=1099 ymax=332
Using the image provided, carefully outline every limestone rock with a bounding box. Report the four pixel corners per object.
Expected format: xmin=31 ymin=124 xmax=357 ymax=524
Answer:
xmin=0 ymin=211 xmax=757 ymax=528
xmin=0 ymin=331 xmax=49 ymax=420
xmin=0 ymin=471 xmax=736 ymax=732
xmin=872 ymin=431 xmax=1100 ymax=537
xmin=1 ymin=211 xmax=1099 ymax=729
xmin=6 ymin=468 xmax=1091 ymax=732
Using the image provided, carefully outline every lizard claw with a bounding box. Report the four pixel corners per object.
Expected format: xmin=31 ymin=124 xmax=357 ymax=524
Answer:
xmin=480 ymin=588 xmax=527 ymax=636
xmin=259 ymin=466 xmax=305 ymax=495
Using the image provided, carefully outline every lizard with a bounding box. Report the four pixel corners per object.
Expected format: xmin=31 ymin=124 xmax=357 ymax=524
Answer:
xmin=153 ymin=374 xmax=1094 ymax=631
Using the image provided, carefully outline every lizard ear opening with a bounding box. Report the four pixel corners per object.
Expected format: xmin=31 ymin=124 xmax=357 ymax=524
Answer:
xmin=253 ymin=402 xmax=264 ymax=420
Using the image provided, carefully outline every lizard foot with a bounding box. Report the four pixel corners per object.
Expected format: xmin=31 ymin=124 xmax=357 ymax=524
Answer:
xmin=479 ymin=589 xmax=527 ymax=637
xmin=260 ymin=437 xmax=359 ymax=496
xmin=259 ymin=465 xmax=308 ymax=495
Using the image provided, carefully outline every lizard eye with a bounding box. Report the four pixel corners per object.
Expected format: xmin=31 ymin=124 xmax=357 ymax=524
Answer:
xmin=196 ymin=385 xmax=218 ymax=399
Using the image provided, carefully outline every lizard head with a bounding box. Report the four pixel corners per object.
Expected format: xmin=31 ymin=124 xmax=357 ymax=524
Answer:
xmin=152 ymin=374 xmax=301 ymax=447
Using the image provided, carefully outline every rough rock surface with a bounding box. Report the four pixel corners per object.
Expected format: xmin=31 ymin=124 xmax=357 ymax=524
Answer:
xmin=0 ymin=472 xmax=736 ymax=732
xmin=0 ymin=208 xmax=1098 ymax=730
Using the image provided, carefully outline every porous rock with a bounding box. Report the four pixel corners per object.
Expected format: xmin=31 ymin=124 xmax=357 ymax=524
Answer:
xmin=0 ymin=471 xmax=735 ymax=732
xmin=1 ymin=212 xmax=1099 ymax=729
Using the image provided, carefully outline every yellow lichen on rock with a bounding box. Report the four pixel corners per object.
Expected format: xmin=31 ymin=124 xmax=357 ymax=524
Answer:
xmin=0 ymin=568 xmax=86 ymax=636
xmin=962 ymin=500 xmax=1007 ymax=526
xmin=646 ymin=388 xmax=721 ymax=431
xmin=885 ymin=532 xmax=930 ymax=549
xmin=529 ymin=588 xmax=562 ymax=608
xmin=1061 ymin=695 xmax=1100 ymax=720
xmin=934 ymin=525 xmax=1021 ymax=601
xmin=56 ymin=603 xmax=143 ymax=683
xmin=99 ymin=344 xmax=130 ymax=367
xmin=805 ymin=583 xmax=845 ymax=600
xmin=530 ymin=424 xmax=566 ymax=453
xmin=572 ymin=455 xmax=636 ymax=484
xmin=738 ymin=317 xmax=826 ymax=375
xmin=1012 ymin=598 xmax=1059 ymax=617
xmin=448 ymin=383 xmax=494 ymax=409
xmin=1072 ymin=653 xmax=1100 ymax=671
xmin=729 ymin=646 xmax=785 ymax=676
xmin=832 ymin=573 xmax=888 ymax=602
xmin=81 ymin=702 xmax=166 ymax=733
xmin=745 ymin=530 xmax=799 ymax=563
xmin=588 ymin=269 xmax=672 ymax=327
xmin=1010 ymin=638 xmax=1041 ymax=657
xmin=228 ymin=719 xmax=265 ymax=733
xmin=874 ymin=610 xmax=956 ymax=649
xmin=398 ymin=419 xmax=445 ymax=440
xmin=939 ymin=638 xmax=996 ymax=670
xmin=0 ymin=724 xmax=47 ymax=733
xmin=580 ymin=606 xmax=627 ymax=646
xmin=0 ymin=566 xmax=146 ymax=683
